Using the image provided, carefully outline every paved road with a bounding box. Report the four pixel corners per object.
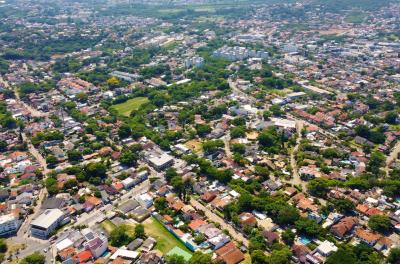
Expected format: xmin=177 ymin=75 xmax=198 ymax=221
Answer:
xmin=385 ymin=140 xmax=400 ymax=176
xmin=13 ymin=84 xmax=49 ymax=118
xmin=7 ymin=236 xmax=52 ymax=263
xmin=190 ymin=198 xmax=249 ymax=247
xmin=287 ymin=120 xmax=307 ymax=191
xmin=222 ymin=134 xmax=232 ymax=158
xmin=17 ymin=133 xmax=49 ymax=238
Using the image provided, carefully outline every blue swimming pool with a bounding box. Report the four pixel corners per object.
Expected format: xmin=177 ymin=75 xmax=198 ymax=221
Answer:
xmin=299 ymin=236 xmax=311 ymax=245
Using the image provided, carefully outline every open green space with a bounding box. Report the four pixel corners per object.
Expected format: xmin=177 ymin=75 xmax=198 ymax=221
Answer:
xmin=100 ymin=219 xmax=117 ymax=234
xmin=143 ymin=217 xmax=192 ymax=254
xmin=111 ymin=97 xmax=149 ymax=116
xmin=167 ymin=246 xmax=193 ymax=261
xmin=345 ymin=12 xmax=367 ymax=23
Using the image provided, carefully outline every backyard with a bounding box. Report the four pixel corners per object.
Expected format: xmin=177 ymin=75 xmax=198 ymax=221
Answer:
xmin=143 ymin=217 xmax=192 ymax=255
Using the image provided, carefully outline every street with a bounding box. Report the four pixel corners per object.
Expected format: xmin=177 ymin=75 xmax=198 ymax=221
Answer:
xmin=190 ymin=198 xmax=249 ymax=247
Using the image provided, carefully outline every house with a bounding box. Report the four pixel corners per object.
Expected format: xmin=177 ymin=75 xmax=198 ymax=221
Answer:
xmin=110 ymin=249 xmax=139 ymax=261
xmin=291 ymin=244 xmax=311 ymax=263
xmin=138 ymin=251 xmax=164 ymax=264
xmin=131 ymin=207 xmax=150 ymax=222
xmin=127 ymin=238 xmax=143 ymax=251
xmin=238 ymin=212 xmax=257 ymax=227
xmin=0 ymin=189 xmax=9 ymax=202
xmin=314 ymin=240 xmax=338 ymax=257
xmin=73 ymin=250 xmax=93 ymax=263
xmin=356 ymin=204 xmax=384 ymax=216
xmin=142 ymin=237 xmax=156 ymax=252
xmin=9 ymin=151 xmax=27 ymax=162
xmin=330 ymin=217 xmax=358 ymax=239
xmin=201 ymin=191 xmax=217 ymax=203
xmin=118 ymin=200 xmax=140 ymax=214
xmin=355 ymin=228 xmax=382 ymax=246
xmin=215 ymin=241 xmax=245 ymax=264
xmin=188 ymin=219 xmax=207 ymax=231
xmin=82 ymin=228 xmax=108 ymax=259
xmin=262 ymin=231 xmax=279 ymax=246
xmin=209 ymin=233 xmax=231 ymax=250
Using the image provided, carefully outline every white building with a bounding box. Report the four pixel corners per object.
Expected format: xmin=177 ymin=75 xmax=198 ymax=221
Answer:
xmin=148 ymin=153 xmax=174 ymax=171
xmin=184 ymin=57 xmax=204 ymax=68
xmin=30 ymin=209 xmax=66 ymax=239
xmin=314 ymin=240 xmax=338 ymax=257
xmin=0 ymin=214 xmax=20 ymax=236
xmin=82 ymin=228 xmax=108 ymax=259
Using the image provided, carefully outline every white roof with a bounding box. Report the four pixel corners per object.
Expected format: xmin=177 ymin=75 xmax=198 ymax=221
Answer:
xmin=31 ymin=209 xmax=64 ymax=229
xmin=122 ymin=177 xmax=134 ymax=186
xmin=149 ymin=153 xmax=173 ymax=167
xmin=110 ymin=249 xmax=139 ymax=260
xmin=317 ymin=240 xmax=338 ymax=255
xmin=229 ymin=190 xmax=240 ymax=198
xmin=56 ymin=238 xmax=73 ymax=252
xmin=0 ymin=214 xmax=16 ymax=224
xmin=271 ymin=118 xmax=296 ymax=129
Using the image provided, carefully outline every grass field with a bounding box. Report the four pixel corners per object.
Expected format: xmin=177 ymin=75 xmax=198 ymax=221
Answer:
xmin=345 ymin=12 xmax=367 ymax=23
xmin=185 ymin=139 xmax=203 ymax=155
xmin=143 ymin=217 xmax=192 ymax=254
xmin=101 ymin=219 xmax=116 ymax=234
xmin=244 ymin=253 xmax=252 ymax=264
xmin=111 ymin=97 xmax=149 ymax=116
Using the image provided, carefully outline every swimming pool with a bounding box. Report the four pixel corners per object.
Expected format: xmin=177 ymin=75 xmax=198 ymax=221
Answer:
xmin=299 ymin=236 xmax=311 ymax=245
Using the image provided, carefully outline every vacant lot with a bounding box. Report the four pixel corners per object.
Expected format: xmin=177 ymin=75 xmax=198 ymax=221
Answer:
xmin=100 ymin=219 xmax=116 ymax=234
xmin=143 ymin=217 xmax=191 ymax=254
xmin=111 ymin=97 xmax=149 ymax=116
xmin=185 ymin=139 xmax=203 ymax=155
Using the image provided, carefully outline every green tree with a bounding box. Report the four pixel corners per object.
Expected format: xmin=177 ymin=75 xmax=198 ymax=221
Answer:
xmin=166 ymin=254 xmax=186 ymax=264
xmin=326 ymin=248 xmax=357 ymax=264
xmin=202 ymin=140 xmax=224 ymax=154
xmin=231 ymin=143 xmax=246 ymax=154
xmin=134 ymin=224 xmax=145 ymax=239
xmin=0 ymin=140 xmax=7 ymax=152
xmin=387 ymin=248 xmax=400 ymax=264
xmin=165 ymin=168 xmax=178 ymax=183
xmin=187 ymin=252 xmax=212 ymax=264
xmin=281 ymin=229 xmax=295 ymax=246
xmin=110 ymin=225 xmax=132 ymax=247
xmin=119 ymin=150 xmax=138 ymax=167
xmin=367 ymin=152 xmax=386 ymax=175
xmin=268 ymin=247 xmax=292 ymax=264
xmin=308 ymin=178 xmax=329 ymax=197
xmin=333 ymin=198 xmax=355 ymax=215
xmin=270 ymin=104 xmax=284 ymax=117
xmin=385 ymin=111 xmax=398 ymax=124
xmin=230 ymin=126 xmax=246 ymax=138
xmin=20 ymin=252 xmax=45 ymax=264
xmin=368 ymin=215 xmax=391 ymax=234
xmin=276 ymin=206 xmax=300 ymax=225
xmin=118 ymin=124 xmax=132 ymax=139
xmin=67 ymin=150 xmax=82 ymax=162
xmin=196 ymin=124 xmax=212 ymax=137
xmin=295 ymin=218 xmax=322 ymax=237
xmin=251 ymin=249 xmax=268 ymax=264
xmin=0 ymin=239 xmax=7 ymax=253
xmin=107 ymin=76 xmax=120 ymax=88
xmin=46 ymin=155 xmax=58 ymax=167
